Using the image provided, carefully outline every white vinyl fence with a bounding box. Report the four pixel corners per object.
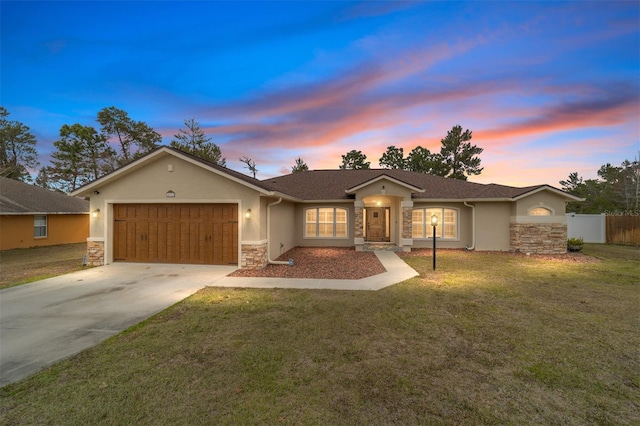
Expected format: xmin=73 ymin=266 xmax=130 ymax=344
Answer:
xmin=566 ymin=213 xmax=606 ymax=243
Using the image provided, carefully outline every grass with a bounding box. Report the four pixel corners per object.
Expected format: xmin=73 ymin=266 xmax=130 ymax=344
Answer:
xmin=1 ymin=244 xmax=638 ymax=424
xmin=0 ymin=243 xmax=89 ymax=289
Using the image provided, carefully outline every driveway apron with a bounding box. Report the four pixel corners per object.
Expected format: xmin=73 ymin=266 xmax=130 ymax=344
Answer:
xmin=0 ymin=263 xmax=235 ymax=387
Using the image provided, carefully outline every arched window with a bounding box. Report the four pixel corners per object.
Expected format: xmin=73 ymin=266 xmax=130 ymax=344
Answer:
xmin=529 ymin=207 xmax=552 ymax=216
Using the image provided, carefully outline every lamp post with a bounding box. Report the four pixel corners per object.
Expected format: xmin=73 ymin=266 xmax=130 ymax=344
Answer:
xmin=431 ymin=214 xmax=438 ymax=270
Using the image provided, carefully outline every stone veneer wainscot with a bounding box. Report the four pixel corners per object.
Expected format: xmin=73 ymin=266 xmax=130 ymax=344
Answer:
xmin=241 ymin=242 xmax=268 ymax=269
xmin=86 ymin=240 xmax=105 ymax=266
xmin=510 ymin=223 xmax=567 ymax=254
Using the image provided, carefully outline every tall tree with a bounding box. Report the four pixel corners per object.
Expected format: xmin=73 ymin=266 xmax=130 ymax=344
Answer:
xmin=559 ymin=172 xmax=583 ymax=193
xmin=620 ymin=154 xmax=640 ymax=209
xmin=49 ymin=124 xmax=111 ymax=192
xmin=239 ymin=156 xmax=258 ymax=178
xmin=291 ymin=157 xmax=308 ymax=173
xmin=35 ymin=166 xmax=55 ymax=190
xmin=439 ymin=125 xmax=483 ymax=180
xmin=405 ymin=146 xmax=448 ymax=174
xmin=0 ymin=106 xmax=40 ymax=182
xmin=97 ymin=106 xmax=161 ymax=166
xmin=339 ymin=150 xmax=370 ymax=169
xmin=379 ymin=146 xmax=405 ymax=169
xmin=170 ymin=118 xmax=225 ymax=166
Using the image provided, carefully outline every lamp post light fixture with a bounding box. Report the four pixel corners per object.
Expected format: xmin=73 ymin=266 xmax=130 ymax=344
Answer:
xmin=431 ymin=214 xmax=438 ymax=270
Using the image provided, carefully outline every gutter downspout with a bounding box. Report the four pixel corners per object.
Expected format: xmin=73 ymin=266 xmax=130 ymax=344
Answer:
xmin=267 ymin=197 xmax=293 ymax=265
xmin=463 ymin=201 xmax=476 ymax=251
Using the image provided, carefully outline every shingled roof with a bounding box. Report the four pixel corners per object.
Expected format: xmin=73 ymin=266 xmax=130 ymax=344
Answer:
xmin=0 ymin=177 xmax=89 ymax=214
xmin=69 ymin=146 xmax=576 ymax=202
xmin=261 ymin=169 xmax=551 ymax=201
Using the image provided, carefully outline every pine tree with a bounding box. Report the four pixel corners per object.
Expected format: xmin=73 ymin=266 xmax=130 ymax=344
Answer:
xmin=0 ymin=107 xmax=39 ymax=182
xmin=170 ymin=118 xmax=225 ymax=166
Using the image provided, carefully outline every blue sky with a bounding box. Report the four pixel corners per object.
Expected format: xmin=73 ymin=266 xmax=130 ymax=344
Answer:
xmin=2 ymin=0 xmax=638 ymax=186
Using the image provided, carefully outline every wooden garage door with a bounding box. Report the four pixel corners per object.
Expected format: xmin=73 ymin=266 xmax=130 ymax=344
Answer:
xmin=113 ymin=204 xmax=238 ymax=265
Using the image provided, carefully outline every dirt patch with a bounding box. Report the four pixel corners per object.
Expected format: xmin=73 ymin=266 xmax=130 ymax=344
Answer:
xmin=230 ymin=247 xmax=386 ymax=279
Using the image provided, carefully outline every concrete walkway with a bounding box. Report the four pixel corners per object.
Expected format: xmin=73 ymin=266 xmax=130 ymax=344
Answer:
xmin=214 ymin=251 xmax=419 ymax=291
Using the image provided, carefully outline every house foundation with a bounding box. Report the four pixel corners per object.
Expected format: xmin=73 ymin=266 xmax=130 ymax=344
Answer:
xmin=510 ymin=223 xmax=567 ymax=254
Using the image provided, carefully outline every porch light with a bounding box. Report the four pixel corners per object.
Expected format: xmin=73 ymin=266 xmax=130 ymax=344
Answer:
xmin=431 ymin=214 xmax=438 ymax=270
xmin=166 ymin=190 xmax=175 ymax=198
xmin=92 ymin=209 xmax=100 ymax=219
xmin=245 ymin=209 xmax=252 ymax=219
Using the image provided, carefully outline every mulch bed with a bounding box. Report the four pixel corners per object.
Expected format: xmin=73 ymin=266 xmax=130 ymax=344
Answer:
xmin=229 ymin=247 xmax=387 ymax=280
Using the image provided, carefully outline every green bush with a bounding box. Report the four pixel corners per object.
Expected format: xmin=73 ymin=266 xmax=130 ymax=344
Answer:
xmin=567 ymin=237 xmax=584 ymax=251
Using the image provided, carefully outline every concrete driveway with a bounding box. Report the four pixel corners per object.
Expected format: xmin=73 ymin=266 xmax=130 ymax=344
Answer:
xmin=0 ymin=263 xmax=235 ymax=387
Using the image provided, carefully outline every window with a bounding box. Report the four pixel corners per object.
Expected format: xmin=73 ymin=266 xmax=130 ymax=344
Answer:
xmin=34 ymin=215 xmax=47 ymax=238
xmin=411 ymin=208 xmax=458 ymax=239
xmin=529 ymin=207 xmax=551 ymax=216
xmin=305 ymin=207 xmax=348 ymax=238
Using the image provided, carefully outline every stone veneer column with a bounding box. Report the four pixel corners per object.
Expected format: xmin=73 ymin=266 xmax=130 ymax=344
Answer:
xmin=241 ymin=241 xmax=268 ymax=269
xmin=401 ymin=200 xmax=413 ymax=252
xmin=86 ymin=239 xmax=104 ymax=266
xmin=510 ymin=223 xmax=567 ymax=254
xmin=354 ymin=200 xmax=365 ymax=251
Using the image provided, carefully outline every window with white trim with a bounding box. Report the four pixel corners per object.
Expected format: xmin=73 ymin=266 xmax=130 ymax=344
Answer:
xmin=34 ymin=215 xmax=47 ymax=238
xmin=412 ymin=207 xmax=458 ymax=239
xmin=305 ymin=207 xmax=348 ymax=238
xmin=529 ymin=207 xmax=551 ymax=216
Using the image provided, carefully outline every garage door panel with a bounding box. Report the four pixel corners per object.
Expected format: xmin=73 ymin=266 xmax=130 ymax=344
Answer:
xmin=114 ymin=203 xmax=237 ymax=265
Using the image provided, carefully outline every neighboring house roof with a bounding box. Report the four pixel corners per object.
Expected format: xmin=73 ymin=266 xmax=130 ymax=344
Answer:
xmin=69 ymin=146 xmax=582 ymax=203
xmin=0 ymin=177 xmax=89 ymax=215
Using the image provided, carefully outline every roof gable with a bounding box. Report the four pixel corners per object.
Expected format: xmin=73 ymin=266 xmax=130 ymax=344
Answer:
xmin=345 ymin=174 xmax=424 ymax=194
xmin=0 ymin=177 xmax=89 ymax=214
xmin=70 ymin=146 xmax=273 ymax=197
xmin=510 ymin=184 xmax=584 ymax=202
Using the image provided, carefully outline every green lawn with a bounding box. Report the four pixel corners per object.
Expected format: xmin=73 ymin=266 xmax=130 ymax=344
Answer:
xmin=1 ymin=245 xmax=638 ymax=425
xmin=0 ymin=243 xmax=88 ymax=289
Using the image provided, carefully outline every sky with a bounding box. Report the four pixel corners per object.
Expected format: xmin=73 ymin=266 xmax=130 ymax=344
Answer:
xmin=1 ymin=0 xmax=639 ymax=188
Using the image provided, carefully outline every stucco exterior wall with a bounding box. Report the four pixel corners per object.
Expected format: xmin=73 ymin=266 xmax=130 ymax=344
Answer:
xmin=0 ymin=214 xmax=89 ymax=250
xmin=354 ymin=180 xmax=413 ymax=202
xmin=267 ymin=199 xmax=297 ymax=260
xmin=512 ymin=191 xmax=568 ymax=222
xmin=475 ymin=202 xmax=511 ymax=251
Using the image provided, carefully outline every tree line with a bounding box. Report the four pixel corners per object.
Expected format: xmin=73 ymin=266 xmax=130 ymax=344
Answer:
xmin=1 ymin=106 xmax=485 ymax=191
xmin=1 ymin=106 xmax=230 ymax=192
xmin=337 ymin=125 xmax=483 ymax=180
xmin=560 ymin=155 xmax=640 ymax=214
xmin=5 ymin=103 xmax=637 ymax=213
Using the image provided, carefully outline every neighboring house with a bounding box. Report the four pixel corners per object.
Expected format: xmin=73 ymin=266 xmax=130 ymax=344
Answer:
xmin=70 ymin=146 xmax=582 ymax=267
xmin=0 ymin=177 xmax=89 ymax=250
